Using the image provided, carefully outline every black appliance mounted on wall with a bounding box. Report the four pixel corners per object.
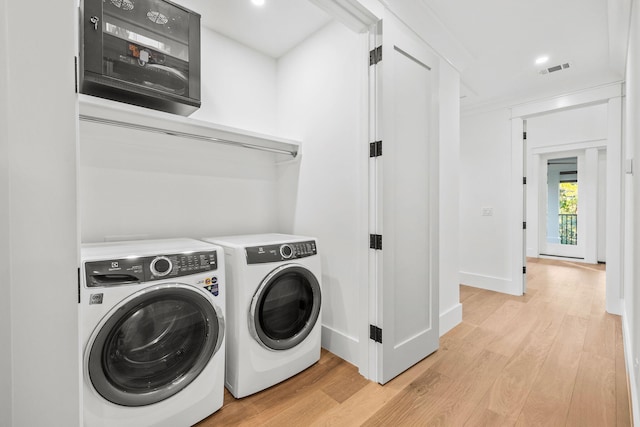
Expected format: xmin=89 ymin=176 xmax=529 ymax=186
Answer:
xmin=79 ymin=0 xmax=201 ymax=116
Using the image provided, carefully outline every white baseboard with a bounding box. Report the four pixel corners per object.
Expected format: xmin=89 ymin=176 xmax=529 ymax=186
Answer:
xmin=440 ymin=303 xmax=462 ymax=336
xmin=460 ymin=272 xmax=521 ymax=295
xmin=607 ymin=297 xmax=623 ymax=316
xmin=321 ymin=303 xmax=463 ymax=375
xmin=622 ymin=306 xmax=639 ymax=426
xmin=321 ymin=324 xmax=359 ymax=366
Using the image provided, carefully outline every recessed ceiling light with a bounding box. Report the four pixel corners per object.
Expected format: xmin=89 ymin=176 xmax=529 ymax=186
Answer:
xmin=252 ymin=0 xmax=265 ymax=6
xmin=535 ymin=56 xmax=549 ymax=65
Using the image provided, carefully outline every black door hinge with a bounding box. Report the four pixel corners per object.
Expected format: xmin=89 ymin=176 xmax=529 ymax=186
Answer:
xmin=370 ymin=46 xmax=382 ymax=66
xmin=370 ymin=325 xmax=383 ymax=343
xmin=523 ymin=131 xmax=527 ymax=140
xmin=370 ymin=141 xmax=382 ymax=157
xmin=369 ymin=234 xmax=382 ymax=250
xmin=74 ymin=56 xmax=78 ymax=93
xmin=523 ymin=266 xmax=527 ymax=274
xmin=523 ymin=177 xmax=527 ymax=185
xmin=523 ymin=221 xmax=527 ymax=230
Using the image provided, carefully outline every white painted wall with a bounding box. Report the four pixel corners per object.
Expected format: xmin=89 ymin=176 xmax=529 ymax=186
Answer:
xmin=79 ymin=129 xmax=282 ymax=241
xmin=527 ymin=103 xmax=608 ymax=146
xmin=2 ymin=0 xmax=80 ymax=425
xmin=0 ymin=0 xmax=11 ymax=424
xmin=275 ymin=21 xmax=366 ymax=365
xmin=79 ymin=30 xmax=283 ymax=243
xmin=438 ymin=61 xmax=462 ymax=335
xmin=190 ymin=27 xmax=278 ymax=135
xmin=624 ymin=0 xmax=640 ymax=422
xmin=460 ymin=109 xmax=515 ymax=293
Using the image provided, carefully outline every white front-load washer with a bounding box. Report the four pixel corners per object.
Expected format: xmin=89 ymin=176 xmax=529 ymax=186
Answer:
xmin=79 ymin=238 xmax=225 ymax=427
xmin=201 ymin=234 xmax=322 ymax=398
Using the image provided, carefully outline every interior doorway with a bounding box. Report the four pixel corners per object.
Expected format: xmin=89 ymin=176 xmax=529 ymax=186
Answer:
xmin=530 ymin=148 xmax=602 ymax=264
xmin=512 ymin=90 xmax=623 ymax=315
xmin=539 ymin=153 xmax=586 ymax=259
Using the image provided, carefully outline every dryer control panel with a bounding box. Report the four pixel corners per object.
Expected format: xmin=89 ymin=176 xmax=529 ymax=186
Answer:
xmin=246 ymin=240 xmax=317 ymax=264
xmin=85 ymin=250 xmax=218 ymax=287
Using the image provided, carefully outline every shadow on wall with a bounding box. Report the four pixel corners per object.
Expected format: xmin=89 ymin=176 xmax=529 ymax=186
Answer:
xmin=79 ymin=123 xmax=288 ymax=242
xmin=275 ymin=153 xmax=302 ymax=234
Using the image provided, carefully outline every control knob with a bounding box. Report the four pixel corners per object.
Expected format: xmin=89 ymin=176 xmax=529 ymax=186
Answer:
xmin=150 ymin=256 xmax=172 ymax=277
xmin=280 ymin=244 xmax=294 ymax=259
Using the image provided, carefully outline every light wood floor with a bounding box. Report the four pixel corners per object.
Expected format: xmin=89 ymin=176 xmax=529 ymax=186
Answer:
xmin=197 ymin=258 xmax=632 ymax=426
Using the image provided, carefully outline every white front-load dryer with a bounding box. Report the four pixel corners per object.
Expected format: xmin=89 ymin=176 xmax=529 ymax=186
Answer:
xmin=201 ymin=234 xmax=322 ymax=398
xmin=79 ymin=238 xmax=225 ymax=427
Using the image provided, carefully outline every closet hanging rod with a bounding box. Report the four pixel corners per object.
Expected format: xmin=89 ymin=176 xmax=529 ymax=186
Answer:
xmin=79 ymin=115 xmax=299 ymax=158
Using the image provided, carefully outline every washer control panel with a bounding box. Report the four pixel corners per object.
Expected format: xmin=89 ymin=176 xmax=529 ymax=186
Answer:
xmin=246 ymin=240 xmax=317 ymax=265
xmin=85 ymin=250 xmax=218 ymax=287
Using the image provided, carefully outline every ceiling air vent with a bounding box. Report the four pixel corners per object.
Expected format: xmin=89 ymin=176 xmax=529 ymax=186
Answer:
xmin=539 ymin=62 xmax=571 ymax=75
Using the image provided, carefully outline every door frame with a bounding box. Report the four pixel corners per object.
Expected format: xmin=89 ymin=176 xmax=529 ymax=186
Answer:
xmin=538 ymin=150 xmax=586 ymax=260
xmin=303 ymin=0 xmax=379 ymax=381
xmin=532 ymin=146 xmax=604 ymax=263
xmin=511 ymin=83 xmax=624 ymax=315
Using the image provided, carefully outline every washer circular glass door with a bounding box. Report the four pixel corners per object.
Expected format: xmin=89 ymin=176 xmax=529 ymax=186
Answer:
xmin=87 ymin=284 xmax=224 ymax=407
xmin=250 ymin=264 xmax=321 ymax=350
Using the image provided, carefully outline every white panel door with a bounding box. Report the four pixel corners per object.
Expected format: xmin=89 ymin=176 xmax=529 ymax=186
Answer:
xmin=374 ymin=15 xmax=439 ymax=384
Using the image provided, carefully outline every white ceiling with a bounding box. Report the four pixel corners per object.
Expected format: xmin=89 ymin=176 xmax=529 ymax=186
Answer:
xmin=175 ymin=0 xmax=332 ymax=58
xmin=422 ymin=0 xmax=629 ymax=110
xmin=176 ymin=0 xmax=629 ymax=110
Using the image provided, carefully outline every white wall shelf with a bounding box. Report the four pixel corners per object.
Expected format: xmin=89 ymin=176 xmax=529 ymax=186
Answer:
xmin=78 ymin=94 xmax=301 ymax=158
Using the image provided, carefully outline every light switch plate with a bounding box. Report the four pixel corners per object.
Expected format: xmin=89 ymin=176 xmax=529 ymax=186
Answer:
xmin=481 ymin=207 xmax=493 ymax=216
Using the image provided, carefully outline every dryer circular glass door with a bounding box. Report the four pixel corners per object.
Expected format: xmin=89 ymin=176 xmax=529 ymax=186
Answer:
xmin=87 ymin=284 xmax=224 ymax=407
xmin=250 ymin=264 xmax=321 ymax=350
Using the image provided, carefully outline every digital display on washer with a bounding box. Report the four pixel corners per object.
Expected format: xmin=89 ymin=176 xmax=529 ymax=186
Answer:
xmin=85 ymin=250 xmax=218 ymax=287
xmin=245 ymin=241 xmax=317 ymax=264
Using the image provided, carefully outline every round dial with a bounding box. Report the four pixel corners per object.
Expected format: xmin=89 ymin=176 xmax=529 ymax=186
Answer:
xmin=279 ymin=244 xmax=293 ymax=259
xmin=150 ymin=256 xmax=172 ymax=277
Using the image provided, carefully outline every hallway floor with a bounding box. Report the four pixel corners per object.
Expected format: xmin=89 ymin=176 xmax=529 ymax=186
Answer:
xmin=197 ymin=258 xmax=631 ymax=426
